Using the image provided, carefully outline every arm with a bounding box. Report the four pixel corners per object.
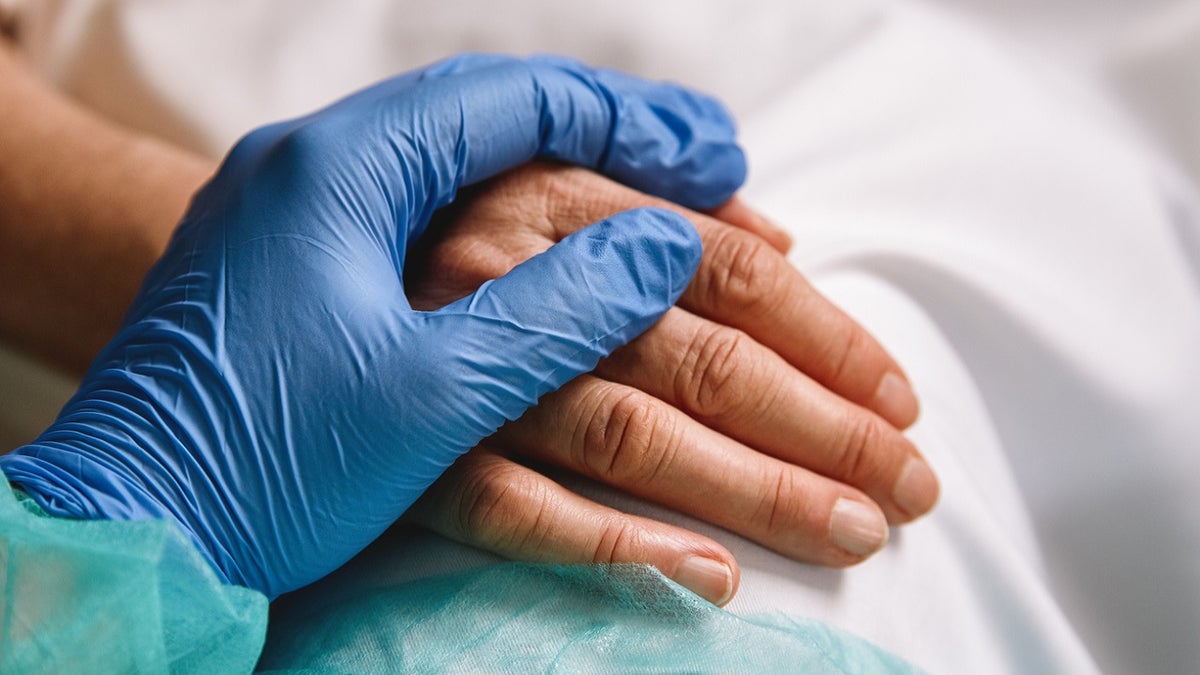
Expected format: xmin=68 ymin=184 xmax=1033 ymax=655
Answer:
xmin=2 ymin=51 xmax=747 ymax=670
xmin=0 ymin=45 xmax=935 ymax=609
xmin=1 ymin=52 xmax=742 ymax=596
xmin=0 ymin=38 xmax=213 ymax=373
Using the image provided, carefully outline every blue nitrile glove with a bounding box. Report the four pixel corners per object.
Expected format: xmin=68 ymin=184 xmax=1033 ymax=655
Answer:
xmin=0 ymin=54 xmax=746 ymax=599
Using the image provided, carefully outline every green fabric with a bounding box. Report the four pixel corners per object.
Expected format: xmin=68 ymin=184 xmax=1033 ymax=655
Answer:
xmin=260 ymin=563 xmax=919 ymax=674
xmin=0 ymin=475 xmax=267 ymax=673
xmin=3 ymin=469 xmax=916 ymax=673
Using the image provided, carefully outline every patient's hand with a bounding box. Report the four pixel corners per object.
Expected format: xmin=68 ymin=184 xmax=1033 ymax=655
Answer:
xmin=404 ymin=164 xmax=938 ymax=604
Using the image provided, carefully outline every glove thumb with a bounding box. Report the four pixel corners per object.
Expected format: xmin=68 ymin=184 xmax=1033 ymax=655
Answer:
xmin=419 ymin=207 xmax=701 ymax=445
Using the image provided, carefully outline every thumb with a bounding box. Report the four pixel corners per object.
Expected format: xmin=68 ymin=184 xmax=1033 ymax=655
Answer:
xmin=422 ymin=207 xmax=701 ymax=441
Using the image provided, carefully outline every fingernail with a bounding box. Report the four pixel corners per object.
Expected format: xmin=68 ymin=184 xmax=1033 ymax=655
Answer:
xmin=872 ymin=372 xmax=920 ymax=427
xmin=675 ymin=555 xmax=734 ymax=605
xmin=893 ymin=457 xmax=939 ymax=518
xmin=830 ymin=498 xmax=889 ymax=557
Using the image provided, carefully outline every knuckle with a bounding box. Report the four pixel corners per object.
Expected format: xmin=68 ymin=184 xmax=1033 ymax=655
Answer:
xmin=582 ymin=387 xmax=680 ymax=487
xmin=244 ymin=120 xmax=357 ymax=197
xmin=457 ymin=461 xmax=551 ymax=551
xmin=227 ymin=124 xmax=280 ymax=164
xmin=823 ymin=321 xmax=871 ymax=391
xmin=268 ymin=122 xmax=338 ymax=168
xmin=703 ymin=228 xmax=786 ymax=314
xmin=836 ymin=414 xmax=886 ymax=485
xmin=754 ymin=467 xmax=806 ymax=538
xmin=679 ymin=325 xmax=749 ymax=421
xmin=590 ymin=518 xmax=643 ymax=564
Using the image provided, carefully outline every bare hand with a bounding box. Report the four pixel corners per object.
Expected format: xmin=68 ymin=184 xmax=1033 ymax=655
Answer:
xmin=404 ymin=163 xmax=938 ymax=605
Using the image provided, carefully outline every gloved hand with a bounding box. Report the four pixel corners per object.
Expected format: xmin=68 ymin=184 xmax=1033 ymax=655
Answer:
xmin=0 ymin=54 xmax=745 ymax=599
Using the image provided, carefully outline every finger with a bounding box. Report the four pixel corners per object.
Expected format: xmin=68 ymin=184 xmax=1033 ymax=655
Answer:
xmin=425 ymin=165 xmax=919 ymax=428
xmin=418 ymin=208 xmax=699 ymax=448
xmin=596 ymin=309 xmax=938 ymax=522
xmin=406 ymin=447 xmax=740 ymax=606
xmin=682 ymin=222 xmax=920 ymax=427
xmin=293 ymin=54 xmax=745 ymax=252
xmin=546 ymin=167 xmax=919 ymax=428
xmin=499 ymin=375 xmax=893 ymax=566
xmin=707 ymin=196 xmax=793 ymax=254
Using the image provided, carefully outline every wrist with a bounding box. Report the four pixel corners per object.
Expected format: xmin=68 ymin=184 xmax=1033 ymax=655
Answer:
xmin=0 ymin=461 xmax=269 ymax=670
xmin=1 ymin=441 xmax=166 ymax=522
xmin=0 ymin=397 xmax=231 ymax=581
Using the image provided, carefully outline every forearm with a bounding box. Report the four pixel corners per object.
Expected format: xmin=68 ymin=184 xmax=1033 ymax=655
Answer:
xmin=0 ymin=39 xmax=214 ymax=374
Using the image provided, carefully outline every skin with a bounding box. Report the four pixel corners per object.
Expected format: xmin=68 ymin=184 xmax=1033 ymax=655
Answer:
xmin=0 ymin=40 xmax=212 ymax=372
xmin=405 ymin=165 xmax=937 ymax=603
xmin=0 ymin=38 xmax=937 ymax=605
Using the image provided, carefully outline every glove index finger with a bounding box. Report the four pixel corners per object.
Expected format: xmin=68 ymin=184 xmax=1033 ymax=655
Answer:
xmin=580 ymin=64 xmax=747 ymax=210
xmin=423 ymin=207 xmax=701 ymax=441
xmin=328 ymin=56 xmax=744 ymax=251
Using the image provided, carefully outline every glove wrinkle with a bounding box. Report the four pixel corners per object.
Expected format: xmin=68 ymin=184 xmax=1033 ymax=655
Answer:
xmin=0 ymin=53 xmax=734 ymax=601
